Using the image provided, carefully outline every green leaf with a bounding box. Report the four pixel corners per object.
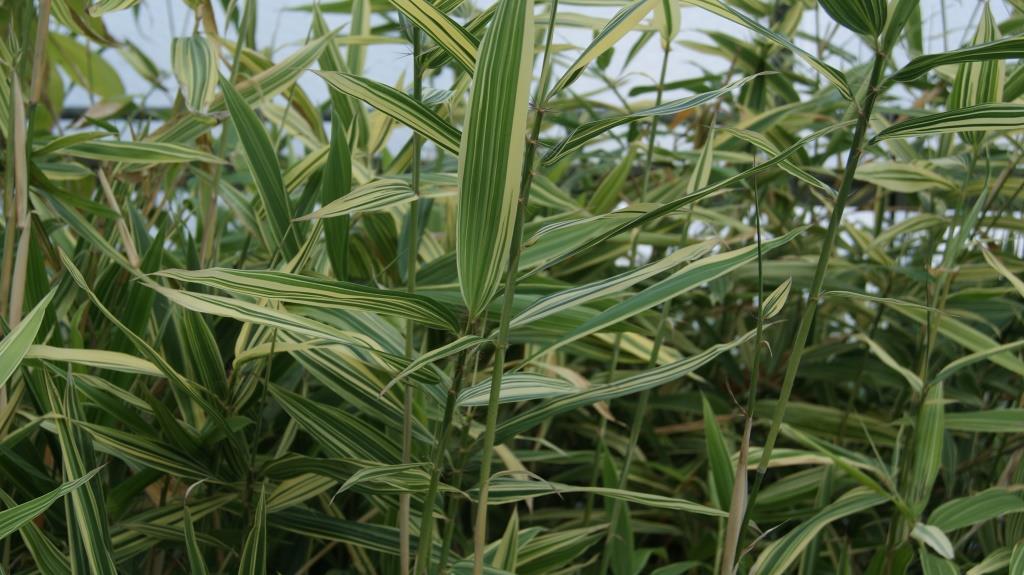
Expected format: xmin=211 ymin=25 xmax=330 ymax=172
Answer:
xmin=929 ymin=488 xmax=1024 ymax=532
xmin=531 ymin=226 xmax=805 ymax=358
xmin=220 ymin=76 xmax=299 ymax=258
xmin=0 ymin=289 xmax=54 ymax=389
xmin=494 ymin=329 xmax=756 ymax=443
xmin=299 ymin=178 xmax=415 ymax=220
xmin=238 ymin=489 xmax=267 ymax=575
xmin=750 ymin=488 xmax=888 ymax=575
xmin=47 ymin=384 xmax=117 ymax=575
xmin=183 ymin=503 xmax=210 ymax=575
xmin=86 ymin=0 xmax=139 ymax=16
xmin=818 ymin=0 xmax=886 ymax=37
xmin=157 ymin=267 xmax=458 ymax=332
xmin=479 ymin=478 xmax=727 ymax=517
xmin=0 ymin=467 xmax=103 ymax=540
xmin=456 ymin=0 xmax=535 ymax=318
xmin=888 ymin=36 xmax=1024 ymax=84
xmin=317 ymin=71 xmax=461 ymax=154
xmin=510 ymin=240 xmax=715 ymax=330
xmin=388 ymin=0 xmax=477 ymax=71
xmin=682 ymin=0 xmax=853 ymax=100
xmin=911 ymin=523 xmax=954 ymax=560
xmin=457 ymin=374 xmax=576 ymax=407
xmin=702 ymin=394 xmax=734 ymax=510
xmin=26 ymin=345 xmax=162 ymax=377
xmin=62 ymin=140 xmax=224 ymax=165
xmin=172 ymin=35 xmax=219 ymax=113
xmin=873 ymin=104 xmax=1024 ymax=142
xmin=949 ymin=5 xmax=1004 ymax=144
xmin=548 ymin=0 xmax=657 ymax=96
xmin=945 ymin=410 xmax=1024 ymax=434
xmin=543 ymin=73 xmax=764 ymax=165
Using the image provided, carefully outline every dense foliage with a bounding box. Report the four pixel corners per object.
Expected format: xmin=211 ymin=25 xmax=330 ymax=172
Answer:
xmin=1 ymin=0 xmax=1023 ymax=573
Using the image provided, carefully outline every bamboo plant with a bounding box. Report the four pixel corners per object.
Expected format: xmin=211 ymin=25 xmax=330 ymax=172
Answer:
xmin=1 ymin=0 xmax=1024 ymax=574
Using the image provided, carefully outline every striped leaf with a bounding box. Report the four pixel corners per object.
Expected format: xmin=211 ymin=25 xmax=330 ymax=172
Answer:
xmin=457 ymin=374 xmax=576 ymax=407
xmin=933 ymin=340 xmax=1024 ymax=385
xmin=912 ymin=523 xmax=954 ymax=560
xmin=981 ymin=249 xmax=1024 ymax=299
xmin=855 ymin=161 xmax=956 ymax=193
xmin=456 ymin=0 xmax=534 ymax=318
xmin=220 ymin=76 xmax=299 ymax=258
xmin=652 ymin=0 xmax=680 ymax=48
xmin=78 ymin=422 xmax=213 ymax=480
xmin=945 ymin=410 xmax=1024 ymax=434
xmin=906 ymin=383 xmax=944 ymax=512
xmin=0 ymin=467 xmax=103 ymax=540
xmin=317 ymin=71 xmax=461 ymax=154
xmin=299 ymin=179 xmax=415 ymax=220
xmin=0 ymin=289 xmax=53 ymax=389
xmin=920 ymin=550 xmax=959 ymax=575
xmin=888 ymin=36 xmax=1024 ymax=83
xmin=510 ymin=240 xmax=715 ymax=329
xmin=172 ymin=35 xmax=219 ymax=113
xmin=494 ymin=329 xmax=756 ymax=443
xmin=269 ymin=385 xmax=401 ymax=462
xmin=818 ymin=0 xmax=887 ymax=37
xmin=480 ymin=478 xmax=727 ymax=517
xmin=58 ymin=252 xmax=219 ymax=418
xmin=388 ymin=0 xmax=477 ymax=71
xmin=750 ymin=488 xmax=888 ymax=575
xmin=27 ymin=345 xmax=163 ymax=377
xmin=548 ymin=0 xmax=657 ymax=96
xmin=387 ymin=334 xmax=488 ymax=386
xmin=949 ymin=5 xmax=1004 ymax=144
xmin=873 ymin=104 xmax=1024 ymax=141
xmin=156 ymin=268 xmax=459 ymax=332
xmin=929 ymin=488 xmax=1024 ymax=532
xmin=1011 ymin=544 xmax=1024 ymax=575
xmin=856 ymin=334 xmax=923 ymax=392
xmin=86 ymin=0 xmax=139 ymax=17
xmin=682 ymin=0 xmax=853 ymax=100
xmin=531 ymin=226 xmax=805 ymax=358
xmin=321 ymin=110 xmax=352 ymax=279
xmin=238 ymin=490 xmax=267 ymax=575
xmin=702 ymin=394 xmax=735 ymax=509
xmin=47 ymin=384 xmax=117 ymax=575
xmin=63 ymin=140 xmax=224 ymax=165
xmin=886 ymin=304 xmax=1024 ymax=376
xmin=183 ymin=504 xmax=210 ymax=575
xmin=543 ymin=73 xmax=763 ymax=165
xmin=151 ymin=284 xmax=382 ymax=348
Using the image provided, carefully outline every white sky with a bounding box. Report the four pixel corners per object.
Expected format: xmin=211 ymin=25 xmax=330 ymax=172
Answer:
xmin=72 ymin=0 xmax=997 ymax=110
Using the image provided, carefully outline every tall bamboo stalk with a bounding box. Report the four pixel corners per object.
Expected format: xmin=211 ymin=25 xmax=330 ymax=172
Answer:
xmin=738 ymin=45 xmax=890 ymax=541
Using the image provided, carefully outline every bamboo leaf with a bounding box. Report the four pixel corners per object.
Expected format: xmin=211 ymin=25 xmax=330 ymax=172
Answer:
xmin=873 ymin=104 xmax=1024 ymax=142
xmin=817 ymin=0 xmax=886 ymax=37
xmin=156 ymin=268 xmax=459 ymax=332
xmin=0 ymin=468 xmax=103 ymax=540
xmin=220 ymin=76 xmax=299 ymax=258
xmin=456 ymin=0 xmax=535 ymax=318
xmin=172 ymin=35 xmax=219 ymax=113
xmin=238 ymin=490 xmax=267 ymax=575
xmin=299 ymin=179 xmax=416 ymax=220
xmin=0 ymin=289 xmax=54 ymax=389
xmin=750 ymin=488 xmax=888 ymax=575
xmin=387 ymin=0 xmax=478 ymax=71
xmin=543 ymin=74 xmax=765 ymax=165
xmin=317 ymin=71 xmax=462 ymax=154
xmin=548 ymin=0 xmax=657 ymax=96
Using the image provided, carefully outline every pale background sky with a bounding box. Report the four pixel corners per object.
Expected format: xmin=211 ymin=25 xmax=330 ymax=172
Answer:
xmin=74 ymin=0 xmax=999 ymax=110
